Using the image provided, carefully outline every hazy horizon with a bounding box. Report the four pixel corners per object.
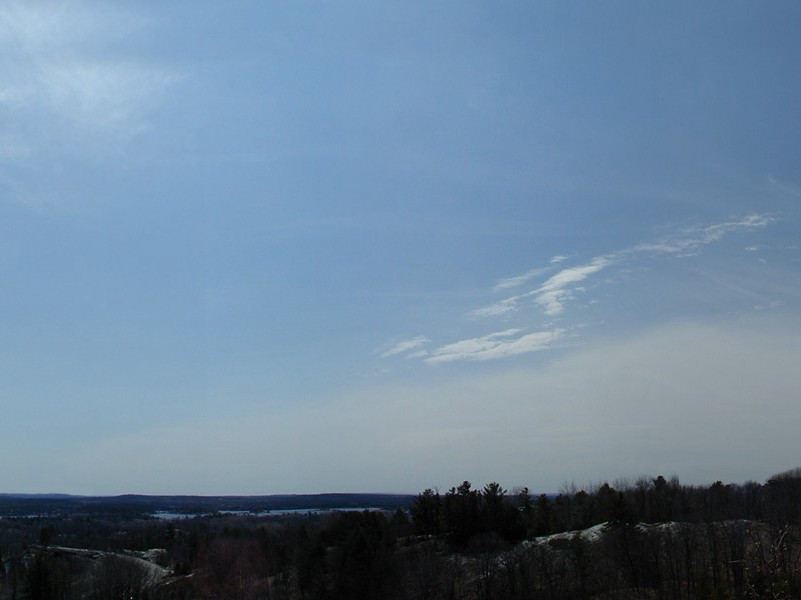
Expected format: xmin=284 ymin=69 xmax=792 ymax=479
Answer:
xmin=2 ymin=1 xmax=800 ymax=496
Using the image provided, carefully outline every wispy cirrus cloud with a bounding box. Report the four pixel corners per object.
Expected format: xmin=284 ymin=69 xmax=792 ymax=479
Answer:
xmin=0 ymin=2 xmax=175 ymax=146
xmin=36 ymin=58 xmax=175 ymax=133
xmin=379 ymin=336 xmax=431 ymax=358
xmin=383 ymin=213 xmax=775 ymax=368
xmin=475 ymin=214 xmax=774 ymax=319
xmin=0 ymin=2 xmax=177 ymax=208
xmin=534 ymin=257 xmax=611 ymax=316
xmin=425 ymin=328 xmax=564 ymax=364
xmin=632 ymin=214 xmax=774 ymax=257
xmin=493 ymin=267 xmax=549 ymax=292
xmin=472 ymin=296 xmax=522 ymax=318
xmin=492 ymin=256 xmax=571 ymax=293
xmin=474 ymin=256 xmax=612 ymax=318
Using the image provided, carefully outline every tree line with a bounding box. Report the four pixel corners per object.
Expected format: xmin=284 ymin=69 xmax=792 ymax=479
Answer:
xmin=3 ymin=468 xmax=801 ymax=599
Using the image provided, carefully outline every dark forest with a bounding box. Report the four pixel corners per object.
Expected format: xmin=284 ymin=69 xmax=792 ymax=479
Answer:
xmin=3 ymin=469 xmax=801 ymax=599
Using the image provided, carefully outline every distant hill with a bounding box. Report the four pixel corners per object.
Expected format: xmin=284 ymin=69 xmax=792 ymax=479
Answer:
xmin=0 ymin=492 xmax=415 ymax=517
xmin=0 ymin=493 xmax=81 ymax=499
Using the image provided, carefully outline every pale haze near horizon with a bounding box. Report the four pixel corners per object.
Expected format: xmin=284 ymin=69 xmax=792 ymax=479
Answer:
xmin=1 ymin=1 xmax=800 ymax=495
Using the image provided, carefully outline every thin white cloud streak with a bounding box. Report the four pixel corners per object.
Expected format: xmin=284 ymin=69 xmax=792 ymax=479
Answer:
xmin=474 ymin=257 xmax=612 ymax=318
xmin=632 ymin=214 xmax=774 ymax=256
xmin=472 ymin=296 xmax=522 ymax=318
xmin=425 ymin=328 xmax=563 ymax=364
xmin=475 ymin=214 xmax=773 ymax=319
xmin=535 ymin=257 xmax=610 ymax=316
xmin=493 ymin=266 xmax=549 ymax=292
xmin=380 ymin=336 xmax=430 ymax=358
xmin=490 ymin=256 xmax=570 ymax=294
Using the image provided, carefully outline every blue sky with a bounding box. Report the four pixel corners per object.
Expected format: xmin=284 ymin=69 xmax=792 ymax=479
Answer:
xmin=1 ymin=1 xmax=800 ymax=494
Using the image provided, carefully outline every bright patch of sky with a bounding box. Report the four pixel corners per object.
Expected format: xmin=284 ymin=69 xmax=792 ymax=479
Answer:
xmin=1 ymin=1 xmax=800 ymax=494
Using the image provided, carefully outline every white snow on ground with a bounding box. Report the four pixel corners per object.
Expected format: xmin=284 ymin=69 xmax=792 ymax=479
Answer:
xmin=635 ymin=521 xmax=682 ymax=534
xmin=135 ymin=548 xmax=168 ymax=564
xmin=523 ymin=520 xmax=708 ymax=549
xmin=42 ymin=545 xmax=171 ymax=584
xmin=529 ymin=522 xmax=609 ymax=546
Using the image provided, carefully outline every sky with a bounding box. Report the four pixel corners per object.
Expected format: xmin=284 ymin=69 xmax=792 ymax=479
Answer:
xmin=1 ymin=1 xmax=800 ymax=495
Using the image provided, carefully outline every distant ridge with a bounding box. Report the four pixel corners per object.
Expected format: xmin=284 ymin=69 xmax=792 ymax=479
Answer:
xmin=0 ymin=493 xmax=82 ymax=499
xmin=0 ymin=493 xmax=415 ymax=517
